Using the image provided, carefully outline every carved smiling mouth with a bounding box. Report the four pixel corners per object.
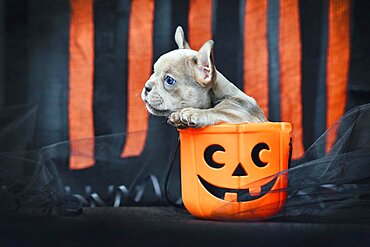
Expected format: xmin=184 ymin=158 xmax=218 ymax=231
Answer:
xmin=145 ymin=102 xmax=170 ymax=116
xmin=198 ymin=175 xmax=278 ymax=202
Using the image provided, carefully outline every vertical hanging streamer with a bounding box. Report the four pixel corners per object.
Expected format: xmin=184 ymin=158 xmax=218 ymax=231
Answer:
xmin=188 ymin=0 xmax=213 ymax=50
xmin=244 ymin=0 xmax=269 ymax=117
xmin=279 ymin=0 xmax=304 ymax=159
xmin=326 ymin=0 xmax=350 ymax=152
xmin=69 ymin=0 xmax=95 ymax=169
xmin=121 ymin=0 xmax=154 ymax=158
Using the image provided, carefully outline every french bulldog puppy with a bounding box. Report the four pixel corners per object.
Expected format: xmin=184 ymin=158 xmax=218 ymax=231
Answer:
xmin=141 ymin=26 xmax=267 ymax=128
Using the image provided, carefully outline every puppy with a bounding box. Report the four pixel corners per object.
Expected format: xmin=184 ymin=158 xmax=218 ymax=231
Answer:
xmin=141 ymin=26 xmax=267 ymax=128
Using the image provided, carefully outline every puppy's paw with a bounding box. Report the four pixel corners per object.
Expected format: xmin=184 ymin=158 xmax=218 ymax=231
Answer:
xmin=167 ymin=111 xmax=185 ymax=128
xmin=168 ymin=108 xmax=208 ymax=128
xmin=179 ymin=108 xmax=203 ymax=127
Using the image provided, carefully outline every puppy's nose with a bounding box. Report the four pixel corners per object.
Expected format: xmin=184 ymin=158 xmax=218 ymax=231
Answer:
xmin=144 ymin=85 xmax=152 ymax=94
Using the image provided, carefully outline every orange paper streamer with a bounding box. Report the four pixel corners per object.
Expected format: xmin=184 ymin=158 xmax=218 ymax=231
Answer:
xmin=279 ymin=0 xmax=304 ymax=159
xmin=68 ymin=0 xmax=95 ymax=170
xmin=325 ymin=0 xmax=351 ymax=153
xmin=121 ymin=0 xmax=155 ymax=158
xmin=244 ymin=0 xmax=269 ymax=117
xmin=188 ymin=0 xmax=213 ymax=50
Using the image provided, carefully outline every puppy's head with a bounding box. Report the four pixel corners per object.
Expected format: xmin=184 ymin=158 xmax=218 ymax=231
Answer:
xmin=141 ymin=26 xmax=216 ymax=117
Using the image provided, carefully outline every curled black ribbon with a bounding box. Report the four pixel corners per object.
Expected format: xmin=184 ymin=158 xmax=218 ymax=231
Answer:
xmin=65 ymin=174 xmax=166 ymax=207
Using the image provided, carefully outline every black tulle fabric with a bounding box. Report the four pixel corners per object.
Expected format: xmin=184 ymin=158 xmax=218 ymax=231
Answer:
xmin=0 ymin=103 xmax=369 ymax=223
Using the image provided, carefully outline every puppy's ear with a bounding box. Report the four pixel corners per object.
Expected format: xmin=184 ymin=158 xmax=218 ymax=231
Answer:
xmin=192 ymin=40 xmax=215 ymax=87
xmin=175 ymin=26 xmax=190 ymax=49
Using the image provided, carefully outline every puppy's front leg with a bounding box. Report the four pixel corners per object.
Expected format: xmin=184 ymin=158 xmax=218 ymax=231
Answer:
xmin=168 ymin=98 xmax=266 ymax=128
xmin=167 ymin=106 xmax=236 ymax=128
xmin=168 ymin=108 xmax=212 ymax=128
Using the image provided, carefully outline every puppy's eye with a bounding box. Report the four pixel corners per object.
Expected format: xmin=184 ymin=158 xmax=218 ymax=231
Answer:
xmin=164 ymin=75 xmax=176 ymax=86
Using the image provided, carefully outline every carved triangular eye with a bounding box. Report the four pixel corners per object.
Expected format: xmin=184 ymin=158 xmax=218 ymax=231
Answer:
xmin=232 ymin=163 xmax=248 ymax=176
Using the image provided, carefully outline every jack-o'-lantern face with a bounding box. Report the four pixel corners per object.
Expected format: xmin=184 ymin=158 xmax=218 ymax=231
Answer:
xmin=179 ymin=122 xmax=291 ymax=221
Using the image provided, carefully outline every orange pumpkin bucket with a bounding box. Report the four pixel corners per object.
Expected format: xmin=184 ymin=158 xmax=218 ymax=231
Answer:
xmin=178 ymin=122 xmax=292 ymax=221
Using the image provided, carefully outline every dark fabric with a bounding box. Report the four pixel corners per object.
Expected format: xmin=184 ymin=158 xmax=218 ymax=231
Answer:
xmin=26 ymin=0 xmax=70 ymax=147
xmin=347 ymin=0 xmax=370 ymax=111
xmin=4 ymin=0 xmax=28 ymax=107
xmin=1 ymin=207 xmax=370 ymax=247
xmin=93 ymin=0 xmax=129 ymax=136
xmin=0 ymin=105 xmax=37 ymax=152
xmin=267 ymin=0 xmax=281 ymax=121
xmin=300 ymin=0 xmax=328 ymax=150
xmin=153 ymin=0 xmax=172 ymax=60
xmin=313 ymin=0 xmax=329 ymax=146
xmin=169 ymin=0 xmax=189 ymax=51
xmin=213 ymin=0 xmax=244 ymax=90
xmin=1 ymin=103 xmax=369 ymax=223
xmin=0 ymin=0 xmax=4 ymax=106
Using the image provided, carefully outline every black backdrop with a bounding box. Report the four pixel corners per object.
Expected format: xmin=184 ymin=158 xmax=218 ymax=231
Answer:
xmin=1 ymin=0 xmax=370 ymax=148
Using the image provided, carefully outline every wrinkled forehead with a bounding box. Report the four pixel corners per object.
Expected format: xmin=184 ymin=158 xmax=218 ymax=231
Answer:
xmin=154 ymin=49 xmax=197 ymax=72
